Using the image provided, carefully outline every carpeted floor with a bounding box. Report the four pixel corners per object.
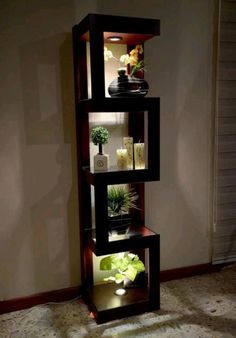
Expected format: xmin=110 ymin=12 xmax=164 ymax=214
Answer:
xmin=1 ymin=265 xmax=235 ymax=338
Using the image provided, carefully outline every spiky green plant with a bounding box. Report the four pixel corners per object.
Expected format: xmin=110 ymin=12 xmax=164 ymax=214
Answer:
xmin=108 ymin=186 xmax=138 ymax=215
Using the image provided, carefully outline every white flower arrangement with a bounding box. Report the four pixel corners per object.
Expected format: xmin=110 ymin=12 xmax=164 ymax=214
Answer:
xmin=104 ymin=44 xmax=144 ymax=76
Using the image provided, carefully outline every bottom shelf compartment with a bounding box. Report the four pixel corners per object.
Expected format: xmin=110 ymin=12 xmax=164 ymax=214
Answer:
xmin=86 ymin=283 xmax=159 ymax=323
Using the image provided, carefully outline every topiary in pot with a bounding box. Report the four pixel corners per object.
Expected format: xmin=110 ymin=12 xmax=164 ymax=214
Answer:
xmin=91 ymin=126 xmax=109 ymax=154
xmin=91 ymin=126 xmax=109 ymax=171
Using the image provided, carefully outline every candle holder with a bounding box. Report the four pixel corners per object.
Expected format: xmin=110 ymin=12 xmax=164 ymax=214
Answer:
xmin=134 ymin=142 xmax=145 ymax=169
xmin=116 ymin=148 xmax=128 ymax=170
xmin=123 ymin=137 xmax=133 ymax=169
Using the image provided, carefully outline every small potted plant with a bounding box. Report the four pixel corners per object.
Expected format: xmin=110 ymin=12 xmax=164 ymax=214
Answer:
xmin=108 ymin=185 xmax=139 ymax=232
xmin=91 ymin=126 xmax=109 ymax=171
xmin=100 ymin=252 xmax=145 ymax=295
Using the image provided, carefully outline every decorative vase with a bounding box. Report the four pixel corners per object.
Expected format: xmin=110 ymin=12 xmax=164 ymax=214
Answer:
xmin=108 ymin=212 xmax=132 ymax=233
xmin=108 ymin=71 xmax=149 ymax=97
xmin=94 ymin=153 xmax=109 ymax=171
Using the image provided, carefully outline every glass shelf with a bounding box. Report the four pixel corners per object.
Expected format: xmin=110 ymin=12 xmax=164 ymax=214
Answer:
xmin=85 ymin=225 xmax=159 ymax=255
xmin=88 ymin=165 xmax=142 ymax=174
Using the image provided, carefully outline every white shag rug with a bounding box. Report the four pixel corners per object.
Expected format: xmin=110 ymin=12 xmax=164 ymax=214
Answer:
xmin=0 ymin=265 xmax=235 ymax=338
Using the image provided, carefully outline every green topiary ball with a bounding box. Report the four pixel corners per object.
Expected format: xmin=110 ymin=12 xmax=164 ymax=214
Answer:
xmin=91 ymin=126 xmax=109 ymax=145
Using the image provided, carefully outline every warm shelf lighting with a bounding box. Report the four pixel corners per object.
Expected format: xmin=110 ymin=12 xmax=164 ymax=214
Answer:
xmin=115 ymin=288 xmax=127 ymax=296
xmin=107 ymin=36 xmax=123 ymax=42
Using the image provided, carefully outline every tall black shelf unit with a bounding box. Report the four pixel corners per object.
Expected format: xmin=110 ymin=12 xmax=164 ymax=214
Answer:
xmin=72 ymin=13 xmax=161 ymax=323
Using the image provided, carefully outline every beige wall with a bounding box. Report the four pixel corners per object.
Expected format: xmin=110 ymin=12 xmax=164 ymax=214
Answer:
xmin=0 ymin=0 xmax=215 ymax=300
xmin=144 ymin=0 xmax=215 ymax=269
xmin=95 ymin=0 xmax=215 ymax=269
xmin=0 ymin=0 xmax=80 ymax=300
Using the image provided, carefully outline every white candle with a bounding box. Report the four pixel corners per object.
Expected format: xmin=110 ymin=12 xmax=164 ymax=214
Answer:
xmin=123 ymin=137 xmax=133 ymax=169
xmin=116 ymin=148 xmax=128 ymax=170
xmin=134 ymin=143 xmax=145 ymax=169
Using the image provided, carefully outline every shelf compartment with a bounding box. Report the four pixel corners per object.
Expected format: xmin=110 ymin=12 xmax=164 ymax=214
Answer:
xmin=79 ymin=99 xmax=160 ymax=185
xmin=73 ymin=14 xmax=160 ymax=100
xmin=86 ymin=283 xmax=157 ymax=324
xmin=86 ymin=231 xmax=160 ymax=323
xmin=88 ymin=181 xmax=159 ymax=250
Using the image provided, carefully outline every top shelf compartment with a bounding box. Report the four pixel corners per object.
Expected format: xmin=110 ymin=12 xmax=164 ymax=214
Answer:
xmin=73 ymin=14 xmax=160 ymax=100
xmin=75 ymin=14 xmax=160 ymax=44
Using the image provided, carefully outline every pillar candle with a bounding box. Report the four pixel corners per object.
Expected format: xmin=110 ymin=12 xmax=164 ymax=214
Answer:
xmin=123 ymin=137 xmax=133 ymax=169
xmin=134 ymin=143 xmax=145 ymax=169
xmin=116 ymin=148 xmax=128 ymax=170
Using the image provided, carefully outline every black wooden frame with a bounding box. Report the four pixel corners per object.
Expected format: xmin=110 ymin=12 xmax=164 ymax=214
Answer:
xmin=72 ymin=13 xmax=161 ymax=323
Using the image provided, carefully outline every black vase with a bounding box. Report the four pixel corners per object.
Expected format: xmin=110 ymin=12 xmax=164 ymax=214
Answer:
xmin=108 ymin=213 xmax=132 ymax=233
xmin=108 ymin=73 xmax=149 ymax=98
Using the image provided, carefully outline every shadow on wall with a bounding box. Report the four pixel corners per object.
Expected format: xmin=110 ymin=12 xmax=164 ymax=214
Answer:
xmin=19 ymin=33 xmax=80 ymax=292
xmin=145 ymin=0 xmax=212 ymax=269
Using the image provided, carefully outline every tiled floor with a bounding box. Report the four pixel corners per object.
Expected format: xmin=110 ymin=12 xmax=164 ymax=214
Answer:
xmin=0 ymin=265 xmax=235 ymax=337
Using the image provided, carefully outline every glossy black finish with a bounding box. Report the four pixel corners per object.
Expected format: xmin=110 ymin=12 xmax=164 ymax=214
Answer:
xmin=108 ymin=75 xmax=149 ymax=97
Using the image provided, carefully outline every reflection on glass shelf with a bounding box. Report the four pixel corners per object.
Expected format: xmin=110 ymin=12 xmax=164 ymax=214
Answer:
xmin=109 ymin=232 xmax=130 ymax=242
xmin=108 ymin=226 xmax=143 ymax=242
xmin=89 ymin=226 xmax=148 ymax=241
